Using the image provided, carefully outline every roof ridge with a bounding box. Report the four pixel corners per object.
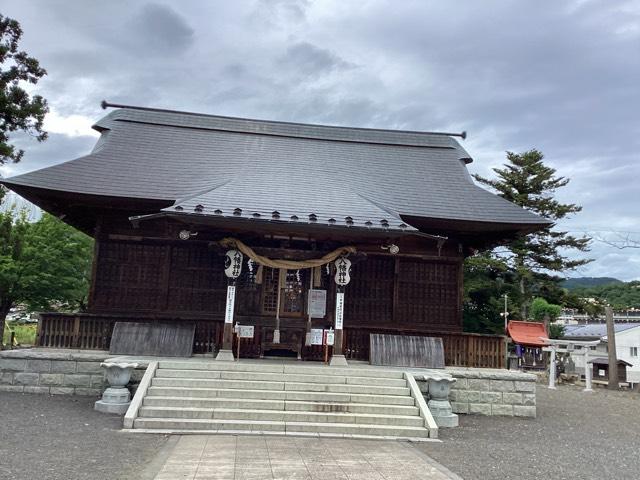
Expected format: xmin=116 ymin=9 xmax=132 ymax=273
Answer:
xmin=100 ymin=101 xmax=467 ymax=139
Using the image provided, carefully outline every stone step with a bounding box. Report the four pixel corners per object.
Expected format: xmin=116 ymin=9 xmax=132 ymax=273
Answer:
xmin=157 ymin=361 xmax=405 ymax=379
xmin=155 ymin=369 xmax=408 ymax=387
xmin=132 ymin=417 xmax=430 ymax=439
xmin=138 ymin=406 xmax=425 ymax=427
xmin=143 ymin=396 xmax=419 ymax=416
xmin=150 ymin=377 xmax=410 ymax=396
xmin=146 ymin=386 xmax=416 ymax=405
xmin=144 ymin=396 xmax=284 ymax=410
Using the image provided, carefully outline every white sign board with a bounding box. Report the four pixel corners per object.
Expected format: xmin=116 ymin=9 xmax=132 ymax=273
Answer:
xmin=308 ymin=289 xmax=327 ymax=318
xmin=310 ymin=328 xmax=324 ymax=345
xmin=325 ymin=330 xmax=335 ymax=346
xmin=224 ymin=286 xmax=236 ymax=324
xmin=335 ymin=292 xmax=345 ymax=330
xmin=236 ymin=325 xmax=255 ymax=338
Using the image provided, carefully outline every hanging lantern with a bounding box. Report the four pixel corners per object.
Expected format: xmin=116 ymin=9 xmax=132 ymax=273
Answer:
xmin=334 ymin=257 xmax=351 ymax=286
xmin=224 ymin=250 xmax=243 ymax=278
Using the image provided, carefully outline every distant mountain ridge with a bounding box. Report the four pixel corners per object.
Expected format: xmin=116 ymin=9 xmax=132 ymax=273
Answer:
xmin=562 ymin=277 xmax=622 ymax=289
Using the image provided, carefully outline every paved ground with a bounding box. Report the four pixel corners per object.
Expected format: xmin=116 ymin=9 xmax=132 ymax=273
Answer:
xmin=422 ymin=385 xmax=640 ymax=480
xmin=152 ymin=435 xmax=458 ymax=480
xmin=0 ymin=392 xmax=168 ymax=480
xmin=2 ymin=385 xmax=640 ymax=479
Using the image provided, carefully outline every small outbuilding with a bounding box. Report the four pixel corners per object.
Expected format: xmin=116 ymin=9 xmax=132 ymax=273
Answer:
xmin=507 ymin=320 xmax=549 ymax=370
xmin=588 ymin=357 xmax=632 ymax=384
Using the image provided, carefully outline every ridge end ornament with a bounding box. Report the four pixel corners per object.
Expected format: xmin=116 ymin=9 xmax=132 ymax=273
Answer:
xmin=224 ymin=249 xmax=243 ymax=279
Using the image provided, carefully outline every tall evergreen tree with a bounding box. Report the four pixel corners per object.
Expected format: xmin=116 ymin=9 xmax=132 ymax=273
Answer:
xmin=473 ymin=149 xmax=591 ymax=318
xmin=0 ymin=14 xmax=48 ymax=166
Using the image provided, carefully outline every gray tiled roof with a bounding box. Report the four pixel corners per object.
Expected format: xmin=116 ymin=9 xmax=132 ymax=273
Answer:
xmin=563 ymin=323 xmax=640 ymax=338
xmin=1 ymin=107 xmax=549 ymax=232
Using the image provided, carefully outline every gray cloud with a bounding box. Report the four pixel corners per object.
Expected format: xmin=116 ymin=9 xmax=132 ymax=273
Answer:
xmin=2 ymin=0 xmax=639 ymax=280
xmin=278 ymin=41 xmax=355 ymax=77
xmin=121 ymin=3 xmax=195 ymax=55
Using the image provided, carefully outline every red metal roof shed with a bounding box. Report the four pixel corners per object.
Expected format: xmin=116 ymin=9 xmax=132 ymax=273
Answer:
xmin=507 ymin=320 xmax=548 ymax=347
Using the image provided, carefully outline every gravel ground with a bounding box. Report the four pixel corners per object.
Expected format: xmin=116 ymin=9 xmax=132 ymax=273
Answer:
xmin=2 ymin=386 xmax=639 ymax=480
xmin=421 ymin=385 xmax=640 ymax=480
xmin=0 ymin=392 xmax=168 ymax=480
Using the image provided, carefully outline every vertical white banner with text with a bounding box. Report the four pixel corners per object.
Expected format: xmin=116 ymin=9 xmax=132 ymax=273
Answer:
xmin=224 ymin=285 xmax=236 ymax=324
xmin=335 ymin=292 xmax=344 ymax=330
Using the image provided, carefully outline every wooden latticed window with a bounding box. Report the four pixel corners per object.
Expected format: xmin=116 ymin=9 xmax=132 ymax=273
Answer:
xmin=282 ymin=270 xmax=305 ymax=316
xmin=261 ymin=268 xmax=307 ymax=317
xmin=262 ymin=268 xmax=280 ymax=314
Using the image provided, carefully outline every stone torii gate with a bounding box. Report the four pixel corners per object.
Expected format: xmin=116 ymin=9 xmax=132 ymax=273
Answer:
xmin=542 ymin=338 xmax=601 ymax=391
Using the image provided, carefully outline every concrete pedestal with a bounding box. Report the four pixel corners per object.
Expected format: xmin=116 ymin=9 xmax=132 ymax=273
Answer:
xmin=215 ymin=349 xmax=235 ymax=361
xmin=329 ymin=355 xmax=348 ymax=366
xmin=427 ymin=399 xmax=459 ymax=427
xmin=94 ymin=387 xmax=131 ymax=414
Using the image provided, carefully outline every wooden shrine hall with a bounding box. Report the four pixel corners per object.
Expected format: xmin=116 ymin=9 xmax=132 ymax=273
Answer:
xmin=0 ymin=102 xmax=549 ymax=368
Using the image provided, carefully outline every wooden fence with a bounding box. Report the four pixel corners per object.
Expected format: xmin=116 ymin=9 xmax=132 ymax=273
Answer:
xmin=343 ymin=327 xmax=506 ymax=368
xmin=37 ymin=313 xmax=505 ymax=368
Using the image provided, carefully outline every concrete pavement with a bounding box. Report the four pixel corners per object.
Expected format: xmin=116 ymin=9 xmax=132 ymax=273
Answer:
xmin=151 ymin=435 xmax=461 ymax=480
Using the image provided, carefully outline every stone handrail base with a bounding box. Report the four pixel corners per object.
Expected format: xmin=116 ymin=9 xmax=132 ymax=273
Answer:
xmin=124 ymin=361 xmax=158 ymax=429
xmin=405 ymin=371 xmax=439 ymax=439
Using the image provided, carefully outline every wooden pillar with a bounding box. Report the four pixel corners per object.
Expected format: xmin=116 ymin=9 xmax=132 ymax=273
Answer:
xmin=333 ymin=286 xmax=344 ymax=357
xmin=87 ymin=218 xmax=102 ymax=310
xmin=329 ymin=257 xmax=350 ymax=366
xmin=72 ymin=315 xmax=81 ymax=348
xmin=216 ymin=281 xmax=237 ymax=361
xmin=216 ymin=249 xmax=243 ymax=361
xmin=606 ymin=306 xmax=619 ymax=389
xmin=392 ymin=257 xmax=400 ymax=324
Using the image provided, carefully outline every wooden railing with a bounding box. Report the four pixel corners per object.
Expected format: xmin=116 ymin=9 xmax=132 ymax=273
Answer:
xmin=37 ymin=313 xmax=505 ymax=368
xmin=37 ymin=313 xmax=226 ymax=354
xmin=344 ymin=327 xmax=506 ymax=368
xmin=38 ymin=313 xmax=115 ymax=350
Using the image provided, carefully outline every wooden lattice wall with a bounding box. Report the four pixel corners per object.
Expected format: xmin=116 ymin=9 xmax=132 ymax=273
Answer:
xmin=91 ymin=240 xmax=226 ymax=317
xmin=90 ymin=239 xmax=462 ymax=332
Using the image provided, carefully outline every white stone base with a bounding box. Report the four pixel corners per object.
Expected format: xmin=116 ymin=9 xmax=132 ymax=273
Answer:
xmin=329 ymin=355 xmax=348 ymax=367
xmin=95 ymin=399 xmax=130 ymax=414
xmin=215 ymin=349 xmax=235 ymax=361
xmin=433 ymin=413 xmax=459 ymax=428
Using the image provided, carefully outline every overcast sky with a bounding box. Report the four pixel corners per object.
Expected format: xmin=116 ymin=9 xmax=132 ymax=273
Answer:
xmin=1 ymin=0 xmax=639 ymax=280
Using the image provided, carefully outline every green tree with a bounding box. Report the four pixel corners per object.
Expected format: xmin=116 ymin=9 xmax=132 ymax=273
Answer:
xmin=474 ymin=150 xmax=591 ymax=317
xmin=530 ymin=297 xmax=562 ymax=321
xmin=548 ymin=323 xmax=565 ymax=340
xmin=463 ymin=253 xmax=519 ymax=333
xmin=0 ymin=207 xmax=93 ymax=348
xmin=0 ymin=14 xmax=48 ymax=166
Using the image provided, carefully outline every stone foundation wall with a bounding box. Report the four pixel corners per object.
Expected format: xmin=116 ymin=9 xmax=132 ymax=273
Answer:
xmin=0 ymin=349 xmax=110 ymax=396
xmin=446 ymin=367 xmax=537 ymax=417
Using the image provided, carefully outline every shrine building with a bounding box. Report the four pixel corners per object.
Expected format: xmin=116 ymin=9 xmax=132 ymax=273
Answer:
xmin=0 ymin=103 xmax=549 ymax=367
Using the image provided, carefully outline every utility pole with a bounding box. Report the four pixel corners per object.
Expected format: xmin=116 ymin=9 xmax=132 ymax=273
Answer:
xmin=503 ymin=294 xmax=509 ymax=333
xmin=605 ymin=306 xmax=619 ymax=390
xmin=502 ymin=294 xmax=510 ymax=368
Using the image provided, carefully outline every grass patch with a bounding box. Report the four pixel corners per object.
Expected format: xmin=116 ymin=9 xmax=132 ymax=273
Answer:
xmin=2 ymin=322 xmax=37 ymax=347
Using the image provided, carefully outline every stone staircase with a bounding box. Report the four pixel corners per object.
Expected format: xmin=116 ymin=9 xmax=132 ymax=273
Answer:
xmin=126 ymin=360 xmax=436 ymax=440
